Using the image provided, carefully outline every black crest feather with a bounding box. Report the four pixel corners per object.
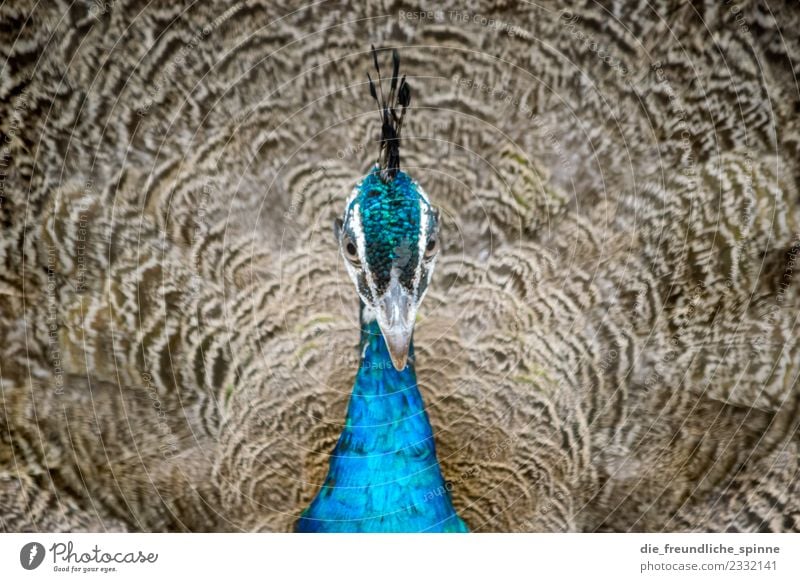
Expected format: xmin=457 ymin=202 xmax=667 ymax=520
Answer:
xmin=367 ymin=46 xmax=411 ymax=181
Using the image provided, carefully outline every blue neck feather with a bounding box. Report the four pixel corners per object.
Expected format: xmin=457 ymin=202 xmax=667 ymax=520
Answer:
xmin=296 ymin=304 xmax=468 ymax=533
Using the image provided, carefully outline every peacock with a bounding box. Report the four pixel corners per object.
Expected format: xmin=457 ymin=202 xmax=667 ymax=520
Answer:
xmin=297 ymin=48 xmax=467 ymax=532
xmin=1 ymin=0 xmax=800 ymax=533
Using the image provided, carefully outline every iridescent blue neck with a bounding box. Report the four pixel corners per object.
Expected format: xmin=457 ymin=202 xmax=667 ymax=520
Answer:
xmin=296 ymin=303 xmax=468 ymax=533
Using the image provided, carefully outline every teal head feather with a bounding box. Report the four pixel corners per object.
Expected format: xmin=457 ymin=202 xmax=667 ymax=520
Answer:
xmin=296 ymin=47 xmax=467 ymax=533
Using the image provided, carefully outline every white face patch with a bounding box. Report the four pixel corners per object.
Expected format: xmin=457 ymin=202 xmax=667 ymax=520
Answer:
xmin=416 ymin=254 xmax=437 ymax=306
xmin=414 ymin=201 xmax=430 ymax=293
xmin=347 ymin=202 xmax=380 ymax=305
xmin=345 ymin=184 xmax=361 ymax=207
xmin=413 ymin=180 xmax=431 ymax=204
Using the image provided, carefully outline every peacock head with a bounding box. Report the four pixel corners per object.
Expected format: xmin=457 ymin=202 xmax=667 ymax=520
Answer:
xmin=333 ymin=46 xmax=440 ymax=371
xmin=335 ymin=169 xmax=440 ymax=371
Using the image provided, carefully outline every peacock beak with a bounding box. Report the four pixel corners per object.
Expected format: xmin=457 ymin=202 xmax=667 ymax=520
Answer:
xmin=376 ymin=280 xmax=416 ymax=371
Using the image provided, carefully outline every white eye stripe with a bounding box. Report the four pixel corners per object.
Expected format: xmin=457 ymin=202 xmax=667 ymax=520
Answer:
xmin=351 ymin=204 xmax=366 ymax=262
xmin=414 ymin=202 xmax=430 ymax=291
xmin=350 ymin=203 xmax=379 ymax=302
xmin=345 ymin=184 xmax=361 ymax=206
xmin=417 ymin=256 xmax=436 ymax=304
xmin=414 ymin=180 xmax=431 ymax=204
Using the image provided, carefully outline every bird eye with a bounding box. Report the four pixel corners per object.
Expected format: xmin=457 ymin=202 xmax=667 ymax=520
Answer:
xmin=424 ymin=235 xmax=438 ymax=259
xmin=343 ymin=236 xmax=360 ymax=265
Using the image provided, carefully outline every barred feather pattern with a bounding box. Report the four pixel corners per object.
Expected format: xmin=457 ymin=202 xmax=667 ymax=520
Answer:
xmin=1 ymin=0 xmax=799 ymax=532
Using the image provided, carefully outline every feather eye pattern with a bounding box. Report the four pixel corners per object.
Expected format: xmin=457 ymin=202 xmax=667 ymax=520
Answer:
xmin=367 ymin=45 xmax=411 ymax=181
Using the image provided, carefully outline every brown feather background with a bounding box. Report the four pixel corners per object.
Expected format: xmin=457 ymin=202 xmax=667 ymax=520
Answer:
xmin=1 ymin=0 xmax=799 ymax=532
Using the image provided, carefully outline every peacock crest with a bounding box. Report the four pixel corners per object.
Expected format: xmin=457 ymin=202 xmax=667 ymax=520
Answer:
xmin=366 ymin=45 xmax=411 ymax=182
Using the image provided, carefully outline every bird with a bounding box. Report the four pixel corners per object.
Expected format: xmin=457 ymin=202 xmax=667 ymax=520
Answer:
xmin=296 ymin=47 xmax=467 ymax=532
xmin=0 ymin=0 xmax=799 ymax=533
